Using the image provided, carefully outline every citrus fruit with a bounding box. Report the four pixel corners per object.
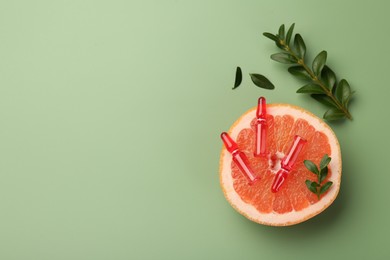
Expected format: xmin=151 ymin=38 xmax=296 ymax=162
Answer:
xmin=219 ymin=103 xmax=341 ymax=226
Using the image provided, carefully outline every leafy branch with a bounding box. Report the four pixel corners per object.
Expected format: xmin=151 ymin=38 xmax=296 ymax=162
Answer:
xmin=263 ymin=24 xmax=354 ymax=121
xmin=304 ymin=154 xmax=333 ymax=199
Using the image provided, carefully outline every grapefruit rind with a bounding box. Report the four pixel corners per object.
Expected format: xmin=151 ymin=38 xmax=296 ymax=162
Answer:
xmin=219 ymin=104 xmax=341 ymax=226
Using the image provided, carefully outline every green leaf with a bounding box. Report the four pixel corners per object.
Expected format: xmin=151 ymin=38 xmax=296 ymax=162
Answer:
xmin=304 ymin=160 xmax=319 ymax=174
xmin=311 ymin=182 xmax=320 ymax=198
xmin=278 ymin=24 xmax=285 ymax=40
xmin=323 ymin=108 xmax=345 ymax=121
xmin=321 ymin=66 xmax=337 ymax=91
xmin=233 ymin=66 xmax=242 ymax=89
xmin=320 ymin=154 xmax=331 ymax=169
xmin=249 ymin=73 xmax=275 ymax=90
xmin=275 ymin=41 xmax=284 ymax=49
xmin=320 ymin=167 xmax=328 ymax=183
xmin=263 ymin=32 xmax=279 ymax=43
xmin=311 ymin=94 xmax=338 ymax=107
xmin=305 ymin=180 xmax=318 ymax=194
xmin=271 ymin=53 xmax=297 ymax=64
xmin=312 ymin=51 xmax=327 ymax=77
xmin=335 ymin=79 xmax=351 ymax=105
xmin=320 ymin=181 xmax=333 ymax=194
xmin=344 ymin=90 xmax=355 ymax=107
xmin=297 ymin=83 xmax=326 ymax=94
xmin=286 ymin=23 xmax=295 ymax=45
xmin=288 ymin=66 xmax=311 ymax=80
xmin=293 ymin=34 xmax=306 ymax=59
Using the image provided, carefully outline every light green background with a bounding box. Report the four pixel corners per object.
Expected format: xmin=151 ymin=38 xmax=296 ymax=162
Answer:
xmin=0 ymin=0 xmax=388 ymax=259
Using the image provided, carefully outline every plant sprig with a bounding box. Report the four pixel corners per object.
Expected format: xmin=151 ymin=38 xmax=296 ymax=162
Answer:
xmin=304 ymin=154 xmax=333 ymax=199
xmin=263 ymin=24 xmax=354 ymax=121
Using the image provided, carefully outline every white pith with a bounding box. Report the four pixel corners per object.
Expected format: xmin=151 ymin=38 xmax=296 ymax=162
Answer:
xmin=268 ymin=152 xmax=284 ymax=173
xmin=220 ymin=104 xmax=342 ymax=226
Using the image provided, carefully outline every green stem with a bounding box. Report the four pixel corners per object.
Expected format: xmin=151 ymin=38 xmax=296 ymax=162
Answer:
xmin=281 ymin=42 xmax=353 ymax=120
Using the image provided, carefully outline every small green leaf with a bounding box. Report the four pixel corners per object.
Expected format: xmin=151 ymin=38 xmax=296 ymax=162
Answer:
xmin=321 ymin=66 xmax=337 ymax=91
xmin=320 ymin=181 xmax=333 ymax=194
xmin=286 ymin=23 xmax=295 ymax=45
xmin=311 ymin=181 xmax=319 ymax=187
xmin=344 ymin=90 xmax=355 ymax=107
xmin=320 ymin=154 xmax=331 ymax=169
xmin=304 ymin=160 xmax=319 ymax=174
xmin=249 ymin=73 xmax=275 ymax=90
xmin=288 ymin=66 xmax=311 ymax=80
xmin=311 ymin=182 xmax=320 ymax=198
xmin=278 ymin=24 xmax=285 ymax=40
xmin=293 ymin=34 xmax=306 ymax=59
xmin=335 ymin=79 xmax=351 ymax=105
xmin=271 ymin=53 xmax=297 ymax=64
xmin=305 ymin=180 xmax=318 ymax=194
xmin=311 ymin=94 xmax=338 ymax=107
xmin=320 ymin=167 xmax=328 ymax=183
xmin=323 ymin=108 xmax=345 ymax=121
xmin=297 ymin=84 xmax=326 ymax=94
xmin=312 ymin=51 xmax=327 ymax=77
xmin=233 ymin=66 xmax=242 ymax=89
xmin=263 ymin=32 xmax=279 ymax=42
xmin=275 ymin=41 xmax=284 ymax=49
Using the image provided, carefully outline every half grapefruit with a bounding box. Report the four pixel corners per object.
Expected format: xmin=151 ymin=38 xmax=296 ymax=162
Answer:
xmin=219 ymin=103 xmax=341 ymax=226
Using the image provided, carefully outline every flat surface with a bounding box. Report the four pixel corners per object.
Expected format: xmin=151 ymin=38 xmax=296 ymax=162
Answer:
xmin=0 ymin=0 xmax=388 ymax=259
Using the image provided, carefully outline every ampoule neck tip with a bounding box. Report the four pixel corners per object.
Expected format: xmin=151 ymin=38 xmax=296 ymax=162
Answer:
xmin=248 ymin=177 xmax=261 ymax=186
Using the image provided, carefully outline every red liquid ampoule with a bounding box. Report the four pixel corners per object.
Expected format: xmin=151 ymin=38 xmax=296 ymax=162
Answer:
xmin=254 ymin=97 xmax=267 ymax=157
xmin=271 ymin=135 xmax=307 ymax=192
xmin=221 ymin=132 xmax=260 ymax=185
